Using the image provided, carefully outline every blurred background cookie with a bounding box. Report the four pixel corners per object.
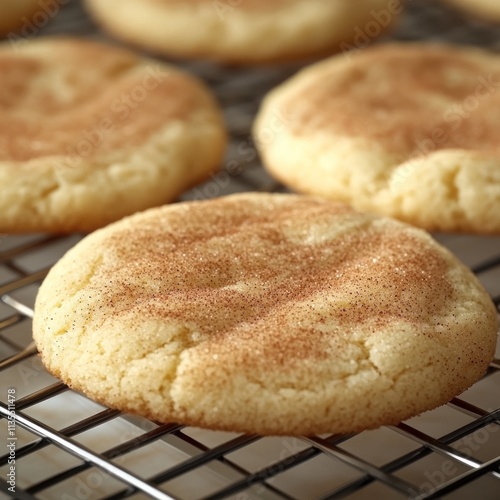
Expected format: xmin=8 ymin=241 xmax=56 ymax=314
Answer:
xmin=84 ymin=0 xmax=404 ymax=64
xmin=254 ymin=42 xmax=500 ymax=233
xmin=0 ymin=37 xmax=226 ymax=233
xmin=0 ymin=0 xmax=49 ymax=36
xmin=33 ymin=193 xmax=498 ymax=436
xmin=444 ymin=0 xmax=500 ymax=23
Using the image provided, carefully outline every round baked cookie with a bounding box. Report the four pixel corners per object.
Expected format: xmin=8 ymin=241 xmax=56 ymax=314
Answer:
xmin=33 ymin=193 xmax=498 ymax=436
xmin=254 ymin=43 xmax=500 ymax=234
xmin=0 ymin=37 xmax=226 ymax=233
xmin=0 ymin=0 xmax=45 ymax=37
xmin=444 ymin=0 xmax=500 ymax=23
xmin=84 ymin=0 xmax=403 ymax=64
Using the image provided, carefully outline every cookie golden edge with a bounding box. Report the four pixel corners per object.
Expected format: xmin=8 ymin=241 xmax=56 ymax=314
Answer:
xmin=33 ymin=193 xmax=499 ymax=436
xmin=253 ymin=43 xmax=500 ymax=234
xmin=84 ymin=0 xmax=404 ymax=64
xmin=0 ymin=37 xmax=227 ymax=234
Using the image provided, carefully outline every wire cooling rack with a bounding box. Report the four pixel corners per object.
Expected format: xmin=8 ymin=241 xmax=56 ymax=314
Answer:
xmin=1 ymin=1 xmax=500 ymax=498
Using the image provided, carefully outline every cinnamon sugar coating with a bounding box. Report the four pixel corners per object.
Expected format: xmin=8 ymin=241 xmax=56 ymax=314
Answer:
xmin=0 ymin=40 xmax=206 ymax=162
xmin=254 ymin=43 xmax=500 ymax=233
xmin=33 ymin=194 xmax=498 ymax=435
xmin=0 ymin=37 xmax=226 ymax=233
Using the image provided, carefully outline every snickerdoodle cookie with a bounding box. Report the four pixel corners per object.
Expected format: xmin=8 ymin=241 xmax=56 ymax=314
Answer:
xmin=0 ymin=37 xmax=226 ymax=233
xmin=84 ymin=0 xmax=403 ymax=64
xmin=33 ymin=193 xmax=498 ymax=436
xmin=254 ymin=43 xmax=500 ymax=233
xmin=0 ymin=0 xmax=47 ymax=37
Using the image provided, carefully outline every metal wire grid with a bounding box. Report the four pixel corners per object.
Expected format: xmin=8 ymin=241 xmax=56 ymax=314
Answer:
xmin=1 ymin=0 xmax=500 ymax=498
xmin=0 ymin=235 xmax=499 ymax=500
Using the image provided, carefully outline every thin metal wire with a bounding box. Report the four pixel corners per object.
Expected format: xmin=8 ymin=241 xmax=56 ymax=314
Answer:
xmin=13 ymin=382 xmax=68 ymax=410
xmin=0 ymin=481 xmax=37 ymax=500
xmin=0 ymin=236 xmax=65 ymax=265
xmin=472 ymin=255 xmax=500 ymax=274
xmin=0 ymin=314 xmax=27 ymax=353
xmin=413 ymin=456 xmax=500 ymax=500
xmin=392 ymin=422 xmax=500 ymax=479
xmin=0 ymin=403 xmax=175 ymax=500
xmin=102 ymin=434 xmax=263 ymax=500
xmin=0 ymin=338 xmax=37 ymax=369
xmin=0 ymin=269 xmax=49 ymax=295
xmin=1 ymin=295 xmax=34 ymax=318
xmin=0 ymin=315 xmax=22 ymax=331
xmin=0 ymin=408 xmax=120 ymax=466
xmin=203 ymin=434 xmax=354 ymax=500
xmin=319 ymin=409 xmax=500 ymax=499
xmin=303 ymin=436 xmax=418 ymax=497
xmin=26 ymin=423 xmax=183 ymax=495
xmin=491 ymin=359 xmax=500 ymax=370
xmin=449 ymin=397 xmax=500 ymax=422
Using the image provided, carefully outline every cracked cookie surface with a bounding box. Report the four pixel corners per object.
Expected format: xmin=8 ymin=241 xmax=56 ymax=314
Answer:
xmin=33 ymin=193 xmax=498 ymax=435
xmin=0 ymin=37 xmax=226 ymax=233
xmin=254 ymin=43 xmax=500 ymax=233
